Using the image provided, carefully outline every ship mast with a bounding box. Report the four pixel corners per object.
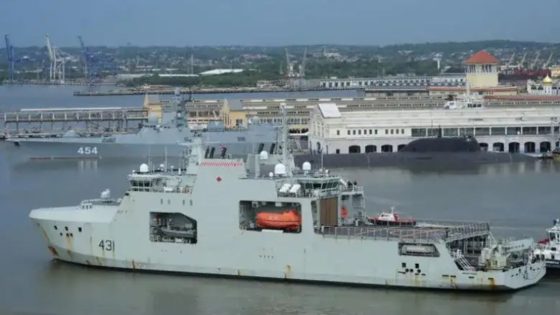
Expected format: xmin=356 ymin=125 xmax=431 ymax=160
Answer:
xmin=280 ymin=102 xmax=292 ymax=176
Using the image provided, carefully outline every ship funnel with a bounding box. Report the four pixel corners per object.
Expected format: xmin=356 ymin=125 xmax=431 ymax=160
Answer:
xmin=139 ymin=163 xmax=149 ymax=173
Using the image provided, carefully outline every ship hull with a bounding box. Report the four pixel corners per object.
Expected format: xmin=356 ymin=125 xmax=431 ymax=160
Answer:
xmin=30 ymin=205 xmax=545 ymax=291
xmin=34 ymin=231 xmax=544 ymax=291
xmin=28 ymin=155 xmax=545 ymax=291
xmin=6 ymin=139 xmax=275 ymax=162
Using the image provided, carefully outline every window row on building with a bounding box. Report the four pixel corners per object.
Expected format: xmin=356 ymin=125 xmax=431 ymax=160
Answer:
xmin=335 ymin=128 xmax=407 ymax=137
xmin=410 ymin=126 xmax=560 ymax=137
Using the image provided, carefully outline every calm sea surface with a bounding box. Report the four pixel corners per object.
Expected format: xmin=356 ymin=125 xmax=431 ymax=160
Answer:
xmin=0 ymin=86 xmax=559 ymax=315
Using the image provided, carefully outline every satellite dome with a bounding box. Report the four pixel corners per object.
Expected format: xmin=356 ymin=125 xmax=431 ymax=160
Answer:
xmin=259 ymin=151 xmax=269 ymax=160
xmin=274 ymin=163 xmax=287 ymax=176
xmin=139 ymin=163 xmax=149 ymax=173
xmin=100 ymin=189 xmax=111 ymax=199
xmin=302 ymin=161 xmax=311 ymax=172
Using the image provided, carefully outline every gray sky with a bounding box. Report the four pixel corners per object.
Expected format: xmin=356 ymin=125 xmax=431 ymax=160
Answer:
xmin=2 ymin=0 xmax=559 ymax=47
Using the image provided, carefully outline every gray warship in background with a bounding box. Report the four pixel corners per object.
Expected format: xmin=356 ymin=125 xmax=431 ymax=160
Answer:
xmin=29 ymin=106 xmax=546 ymax=291
xmin=5 ymin=92 xmax=279 ymax=161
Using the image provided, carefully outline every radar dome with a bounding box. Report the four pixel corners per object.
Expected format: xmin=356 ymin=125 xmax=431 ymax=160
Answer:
xmin=274 ymin=163 xmax=287 ymax=176
xmin=302 ymin=161 xmax=311 ymax=172
xmin=100 ymin=189 xmax=111 ymax=199
xmin=259 ymin=151 xmax=269 ymax=160
xmin=139 ymin=163 xmax=149 ymax=173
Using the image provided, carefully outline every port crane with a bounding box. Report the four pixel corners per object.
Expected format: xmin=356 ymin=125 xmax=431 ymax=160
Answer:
xmin=518 ymin=52 xmax=527 ymax=69
xmin=543 ymin=52 xmax=554 ymax=69
xmin=45 ymin=34 xmax=70 ymax=83
xmin=506 ymin=52 xmax=515 ymax=67
xmin=4 ymin=35 xmax=15 ymax=82
xmin=530 ymin=51 xmax=541 ymax=70
xmin=77 ymin=36 xmax=89 ymax=79
xmin=77 ymin=35 xmax=101 ymax=86
xmin=299 ymin=47 xmax=307 ymax=78
xmin=285 ymin=48 xmax=295 ymax=78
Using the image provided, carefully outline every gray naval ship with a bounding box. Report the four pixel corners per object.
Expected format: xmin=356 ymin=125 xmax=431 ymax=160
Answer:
xmin=6 ymin=93 xmax=278 ymax=161
xmin=29 ymin=108 xmax=546 ymax=291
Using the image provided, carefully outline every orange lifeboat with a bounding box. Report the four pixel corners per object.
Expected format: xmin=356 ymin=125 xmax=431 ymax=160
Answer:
xmin=256 ymin=209 xmax=301 ymax=231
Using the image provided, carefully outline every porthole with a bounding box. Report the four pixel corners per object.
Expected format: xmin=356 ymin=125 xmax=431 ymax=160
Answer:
xmin=78 ymin=227 xmax=82 ymax=232
xmin=54 ymin=225 xmax=58 ymax=230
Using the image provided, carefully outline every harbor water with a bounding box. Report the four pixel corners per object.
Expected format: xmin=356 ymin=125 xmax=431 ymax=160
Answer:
xmin=1 ymin=86 xmax=560 ymax=315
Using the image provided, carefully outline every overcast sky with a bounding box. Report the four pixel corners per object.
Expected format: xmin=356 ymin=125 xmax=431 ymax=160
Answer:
xmin=2 ymin=0 xmax=559 ymax=47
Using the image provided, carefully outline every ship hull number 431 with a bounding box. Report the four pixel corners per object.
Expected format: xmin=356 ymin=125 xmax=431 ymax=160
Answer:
xmin=98 ymin=240 xmax=114 ymax=251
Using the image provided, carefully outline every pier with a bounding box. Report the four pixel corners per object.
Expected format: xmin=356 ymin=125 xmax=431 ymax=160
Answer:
xmin=72 ymin=86 xmax=350 ymax=97
xmin=0 ymin=107 xmax=148 ymax=139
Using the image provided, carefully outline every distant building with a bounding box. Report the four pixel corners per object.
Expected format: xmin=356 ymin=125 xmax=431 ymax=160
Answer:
xmin=321 ymin=75 xmax=464 ymax=97
xmin=199 ymin=69 xmax=244 ymax=76
xmin=550 ymin=66 xmax=560 ymax=78
xmin=465 ymin=50 xmax=499 ymax=88
xmin=527 ymin=75 xmax=560 ymax=95
xmin=427 ymin=50 xmax=518 ymax=97
xmin=308 ymin=103 xmax=560 ymax=155
xmin=143 ymin=94 xmax=164 ymax=122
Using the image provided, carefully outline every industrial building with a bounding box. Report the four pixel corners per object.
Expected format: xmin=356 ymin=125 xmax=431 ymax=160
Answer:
xmin=308 ymin=103 xmax=560 ymax=156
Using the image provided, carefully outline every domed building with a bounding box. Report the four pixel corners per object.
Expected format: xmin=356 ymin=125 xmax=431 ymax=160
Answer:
xmin=527 ymin=75 xmax=560 ymax=95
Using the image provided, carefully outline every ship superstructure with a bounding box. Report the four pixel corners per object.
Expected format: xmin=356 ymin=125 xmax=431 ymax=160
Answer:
xmin=534 ymin=219 xmax=560 ymax=269
xmin=29 ymin=108 xmax=546 ymax=291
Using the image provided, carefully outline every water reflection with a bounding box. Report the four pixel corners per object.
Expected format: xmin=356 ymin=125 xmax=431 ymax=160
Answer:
xmin=32 ymin=260 xmax=527 ymax=315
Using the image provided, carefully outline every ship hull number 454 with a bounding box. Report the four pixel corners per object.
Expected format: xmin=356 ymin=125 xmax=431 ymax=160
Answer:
xmin=77 ymin=146 xmax=98 ymax=155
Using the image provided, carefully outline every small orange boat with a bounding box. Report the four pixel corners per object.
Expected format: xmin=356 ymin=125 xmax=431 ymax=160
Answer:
xmin=256 ymin=209 xmax=301 ymax=231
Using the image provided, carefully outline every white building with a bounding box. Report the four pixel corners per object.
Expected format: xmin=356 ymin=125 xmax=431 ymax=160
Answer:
xmin=309 ymin=103 xmax=560 ymax=155
xmin=527 ymin=76 xmax=560 ymax=96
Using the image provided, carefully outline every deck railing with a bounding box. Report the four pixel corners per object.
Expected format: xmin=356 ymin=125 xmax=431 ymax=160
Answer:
xmin=320 ymin=221 xmax=490 ymax=242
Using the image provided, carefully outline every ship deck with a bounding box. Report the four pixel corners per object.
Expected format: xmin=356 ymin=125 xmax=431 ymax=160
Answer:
xmin=320 ymin=220 xmax=490 ymax=242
